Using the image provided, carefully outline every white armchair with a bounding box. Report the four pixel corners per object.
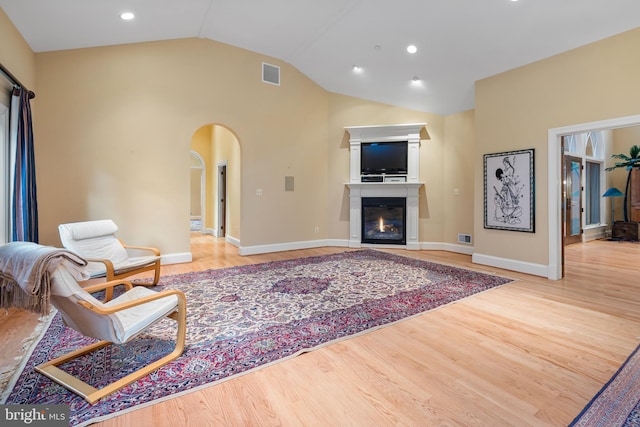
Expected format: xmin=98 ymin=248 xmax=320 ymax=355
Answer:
xmin=58 ymin=220 xmax=161 ymax=287
xmin=37 ymin=264 xmax=186 ymax=404
xmin=0 ymin=242 xmax=186 ymax=404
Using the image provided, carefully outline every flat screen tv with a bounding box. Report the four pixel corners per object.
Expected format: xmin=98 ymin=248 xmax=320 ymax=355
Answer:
xmin=360 ymin=141 xmax=408 ymax=175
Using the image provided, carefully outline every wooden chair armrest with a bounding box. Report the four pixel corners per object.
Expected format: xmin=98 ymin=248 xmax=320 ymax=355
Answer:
xmin=77 ymin=289 xmax=186 ymax=315
xmin=81 ymin=279 xmax=134 ymax=294
xmin=120 ymin=242 xmax=161 ymax=256
xmin=85 ymin=258 xmax=116 ymax=273
xmin=81 ymin=259 xmax=117 ymax=301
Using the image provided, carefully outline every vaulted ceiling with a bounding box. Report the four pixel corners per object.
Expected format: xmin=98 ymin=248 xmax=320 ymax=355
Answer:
xmin=2 ymin=0 xmax=640 ymax=115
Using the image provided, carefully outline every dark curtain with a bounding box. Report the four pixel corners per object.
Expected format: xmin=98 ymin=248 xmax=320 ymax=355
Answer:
xmin=11 ymin=87 xmax=38 ymax=242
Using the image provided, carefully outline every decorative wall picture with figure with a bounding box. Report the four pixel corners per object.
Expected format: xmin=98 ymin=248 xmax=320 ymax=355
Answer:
xmin=483 ymin=148 xmax=535 ymax=232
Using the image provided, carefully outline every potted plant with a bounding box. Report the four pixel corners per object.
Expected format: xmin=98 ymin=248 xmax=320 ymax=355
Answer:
xmin=606 ymin=144 xmax=640 ymax=239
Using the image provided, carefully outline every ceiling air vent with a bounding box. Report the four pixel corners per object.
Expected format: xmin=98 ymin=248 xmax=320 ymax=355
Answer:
xmin=262 ymin=62 xmax=280 ymax=86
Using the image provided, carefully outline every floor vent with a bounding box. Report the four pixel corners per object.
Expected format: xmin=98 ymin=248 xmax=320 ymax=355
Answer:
xmin=458 ymin=233 xmax=472 ymax=244
xmin=262 ymin=62 xmax=280 ymax=85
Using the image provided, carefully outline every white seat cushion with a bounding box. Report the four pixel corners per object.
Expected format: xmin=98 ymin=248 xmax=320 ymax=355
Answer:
xmin=85 ymin=255 xmax=160 ymax=279
xmin=50 ymin=266 xmax=178 ymax=344
xmin=105 ymin=286 xmax=179 ymax=343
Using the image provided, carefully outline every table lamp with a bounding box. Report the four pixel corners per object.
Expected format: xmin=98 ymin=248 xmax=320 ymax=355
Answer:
xmin=602 ymin=187 xmax=624 ymax=223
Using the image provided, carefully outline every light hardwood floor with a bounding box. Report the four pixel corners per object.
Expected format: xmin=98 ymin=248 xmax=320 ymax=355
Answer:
xmin=2 ymin=235 xmax=640 ymax=426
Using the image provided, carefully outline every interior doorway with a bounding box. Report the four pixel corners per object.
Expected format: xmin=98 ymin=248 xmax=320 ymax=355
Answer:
xmin=548 ymin=114 xmax=640 ymax=280
xmin=217 ymin=162 xmax=227 ymax=238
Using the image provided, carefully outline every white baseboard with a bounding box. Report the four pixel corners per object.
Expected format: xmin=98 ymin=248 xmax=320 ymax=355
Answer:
xmin=237 ymin=239 xmax=475 ymax=256
xmin=238 ymin=239 xmax=348 ymax=256
xmin=225 ymin=235 xmax=241 ymax=247
xmin=161 ymin=252 xmax=192 ymax=265
xmin=225 ymin=238 xmax=547 ymax=278
xmin=583 ymin=229 xmax=606 ymax=242
xmin=472 ymin=252 xmax=547 ymax=278
xmin=443 ymin=242 xmax=475 ymax=255
xmin=417 ymin=241 xmax=474 ymax=255
xmin=358 ymin=243 xmax=419 ymax=250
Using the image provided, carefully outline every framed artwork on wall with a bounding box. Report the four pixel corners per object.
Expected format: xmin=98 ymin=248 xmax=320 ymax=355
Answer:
xmin=483 ymin=148 xmax=535 ymax=232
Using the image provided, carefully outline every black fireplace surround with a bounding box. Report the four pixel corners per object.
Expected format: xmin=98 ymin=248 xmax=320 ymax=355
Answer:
xmin=361 ymin=197 xmax=406 ymax=245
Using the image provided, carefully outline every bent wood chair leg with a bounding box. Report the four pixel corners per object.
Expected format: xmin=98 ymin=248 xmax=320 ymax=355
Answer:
xmin=151 ymin=261 xmax=161 ymax=286
xmin=34 ymin=301 xmax=186 ymax=404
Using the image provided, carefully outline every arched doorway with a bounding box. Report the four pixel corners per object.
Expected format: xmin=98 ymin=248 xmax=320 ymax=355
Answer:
xmin=189 ymin=124 xmax=241 ymax=245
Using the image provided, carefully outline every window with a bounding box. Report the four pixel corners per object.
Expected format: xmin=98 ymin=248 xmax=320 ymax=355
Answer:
xmin=563 ymin=134 xmax=578 ymax=154
xmin=585 ymin=132 xmax=604 ymax=227
xmin=585 ymin=161 xmax=601 ymax=225
xmin=585 ymin=137 xmax=594 ymax=157
xmin=588 ymin=131 xmax=603 ymax=158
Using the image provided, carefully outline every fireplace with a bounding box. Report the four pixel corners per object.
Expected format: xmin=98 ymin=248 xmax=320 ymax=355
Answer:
xmin=361 ymin=197 xmax=406 ymax=245
xmin=345 ymin=123 xmax=425 ymax=250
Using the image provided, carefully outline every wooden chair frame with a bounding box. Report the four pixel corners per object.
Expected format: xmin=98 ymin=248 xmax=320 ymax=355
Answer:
xmin=35 ymin=279 xmax=186 ymax=404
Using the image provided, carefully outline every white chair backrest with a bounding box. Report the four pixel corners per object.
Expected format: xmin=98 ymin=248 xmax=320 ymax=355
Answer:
xmin=50 ymin=264 xmax=121 ymax=343
xmin=58 ymin=220 xmax=129 ymax=276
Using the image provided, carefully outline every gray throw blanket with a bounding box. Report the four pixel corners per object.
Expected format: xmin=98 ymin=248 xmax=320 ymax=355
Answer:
xmin=0 ymin=242 xmax=87 ymax=315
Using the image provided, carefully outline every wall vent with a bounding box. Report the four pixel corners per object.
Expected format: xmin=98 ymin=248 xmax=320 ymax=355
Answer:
xmin=284 ymin=176 xmax=294 ymax=191
xmin=262 ymin=62 xmax=280 ymax=85
xmin=457 ymin=233 xmax=472 ymax=244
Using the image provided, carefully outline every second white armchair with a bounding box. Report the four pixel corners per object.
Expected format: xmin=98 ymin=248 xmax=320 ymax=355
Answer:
xmin=59 ymin=219 xmax=161 ymax=287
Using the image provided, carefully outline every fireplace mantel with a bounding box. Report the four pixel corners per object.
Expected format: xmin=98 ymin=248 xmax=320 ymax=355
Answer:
xmin=344 ymin=123 xmax=426 ymax=144
xmin=347 ymin=182 xmax=424 ymax=193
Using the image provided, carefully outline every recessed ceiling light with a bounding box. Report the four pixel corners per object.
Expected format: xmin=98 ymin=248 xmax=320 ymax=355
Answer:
xmin=411 ymin=76 xmax=423 ymax=87
xmin=120 ymin=12 xmax=135 ymax=20
xmin=407 ymin=45 xmax=417 ymax=54
xmin=352 ymin=65 xmax=363 ymax=73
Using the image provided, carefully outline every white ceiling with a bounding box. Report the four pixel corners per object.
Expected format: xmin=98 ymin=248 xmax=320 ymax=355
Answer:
xmin=2 ymin=0 xmax=640 ymax=115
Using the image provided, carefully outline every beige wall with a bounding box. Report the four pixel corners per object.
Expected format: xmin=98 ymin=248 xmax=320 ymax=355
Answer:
xmin=32 ymin=38 xmax=330 ymax=254
xmin=444 ymin=110 xmax=475 ymax=245
xmin=190 ymin=126 xmax=211 ymax=221
xmin=0 ymin=8 xmax=36 ymax=91
xmin=190 ymin=168 xmax=201 ymax=217
xmin=475 ymin=27 xmax=640 ymax=267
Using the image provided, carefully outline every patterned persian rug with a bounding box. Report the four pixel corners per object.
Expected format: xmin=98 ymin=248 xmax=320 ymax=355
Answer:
xmin=1 ymin=249 xmax=513 ymax=426
xmin=570 ymin=343 xmax=640 ymax=426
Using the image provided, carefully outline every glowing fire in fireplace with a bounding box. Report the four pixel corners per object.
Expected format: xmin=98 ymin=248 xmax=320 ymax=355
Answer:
xmin=375 ymin=216 xmax=397 ymax=233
